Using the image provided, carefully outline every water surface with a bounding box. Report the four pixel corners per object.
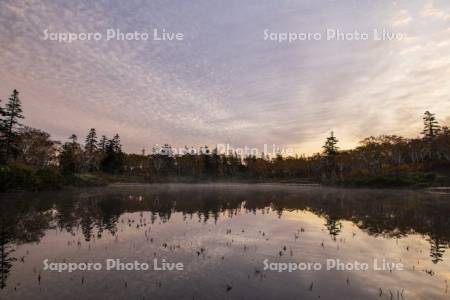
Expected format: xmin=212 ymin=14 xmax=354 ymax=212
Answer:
xmin=0 ymin=183 xmax=449 ymax=299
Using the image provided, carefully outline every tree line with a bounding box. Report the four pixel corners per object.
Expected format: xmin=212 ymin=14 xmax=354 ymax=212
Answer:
xmin=1 ymin=89 xmax=450 ymax=190
xmin=124 ymin=110 xmax=450 ymax=186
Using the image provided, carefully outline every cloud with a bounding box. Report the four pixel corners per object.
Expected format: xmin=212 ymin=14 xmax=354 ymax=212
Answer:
xmin=422 ymin=0 xmax=450 ymax=21
xmin=391 ymin=9 xmax=413 ymax=27
xmin=0 ymin=0 xmax=449 ymax=155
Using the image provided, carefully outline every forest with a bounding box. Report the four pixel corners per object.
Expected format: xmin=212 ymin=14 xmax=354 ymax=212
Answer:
xmin=1 ymin=89 xmax=449 ymax=191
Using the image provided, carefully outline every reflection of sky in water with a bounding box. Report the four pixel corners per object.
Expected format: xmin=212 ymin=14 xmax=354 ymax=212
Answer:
xmin=0 ymin=184 xmax=449 ymax=299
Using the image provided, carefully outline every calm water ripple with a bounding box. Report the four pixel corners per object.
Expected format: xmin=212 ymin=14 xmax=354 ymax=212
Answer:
xmin=0 ymin=183 xmax=449 ymax=299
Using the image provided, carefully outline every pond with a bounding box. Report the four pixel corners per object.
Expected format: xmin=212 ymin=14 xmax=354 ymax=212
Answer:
xmin=0 ymin=183 xmax=449 ymax=299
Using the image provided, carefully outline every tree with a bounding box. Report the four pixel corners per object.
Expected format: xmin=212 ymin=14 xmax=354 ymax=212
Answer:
xmin=69 ymin=134 xmax=77 ymax=145
xmin=99 ymin=135 xmax=107 ymax=152
xmin=323 ymin=131 xmax=339 ymax=156
xmin=111 ymin=134 xmax=122 ymax=153
xmin=15 ymin=126 xmax=59 ymax=167
xmin=422 ymin=111 xmax=440 ymax=140
xmin=0 ymin=98 xmax=5 ymax=133
xmin=84 ymin=128 xmax=99 ymax=172
xmin=59 ymin=143 xmax=77 ymax=175
xmin=0 ymin=99 xmax=4 ymax=117
xmin=422 ymin=111 xmax=441 ymax=161
xmin=322 ymin=131 xmax=339 ymax=179
xmin=1 ymin=89 xmax=24 ymax=161
xmin=59 ymin=134 xmax=82 ymax=175
xmin=85 ymin=128 xmax=98 ymax=153
xmin=100 ymin=134 xmax=124 ymax=174
xmin=0 ymin=99 xmax=5 ymax=163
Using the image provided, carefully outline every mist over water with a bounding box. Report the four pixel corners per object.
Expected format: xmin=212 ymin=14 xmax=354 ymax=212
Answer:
xmin=0 ymin=184 xmax=449 ymax=299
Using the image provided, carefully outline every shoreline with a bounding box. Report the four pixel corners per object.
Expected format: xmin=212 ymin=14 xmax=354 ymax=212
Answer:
xmin=4 ymin=181 xmax=450 ymax=196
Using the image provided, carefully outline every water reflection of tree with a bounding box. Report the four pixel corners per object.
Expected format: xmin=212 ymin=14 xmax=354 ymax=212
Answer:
xmin=77 ymin=196 xmax=123 ymax=241
xmin=428 ymin=236 xmax=446 ymax=264
xmin=1 ymin=186 xmax=449 ymax=270
xmin=0 ymin=219 xmax=16 ymax=289
xmin=325 ymin=216 xmax=342 ymax=241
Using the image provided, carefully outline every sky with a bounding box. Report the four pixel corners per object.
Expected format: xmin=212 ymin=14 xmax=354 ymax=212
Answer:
xmin=0 ymin=0 xmax=449 ymax=155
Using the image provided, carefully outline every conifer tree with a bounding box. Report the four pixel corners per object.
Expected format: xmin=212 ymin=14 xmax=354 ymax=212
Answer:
xmin=59 ymin=134 xmax=81 ymax=174
xmin=0 ymin=99 xmax=5 ymax=130
xmin=59 ymin=143 xmax=76 ymax=175
xmin=0 ymin=99 xmax=5 ymax=163
xmin=100 ymin=134 xmax=124 ymax=174
xmin=111 ymin=134 xmax=122 ymax=153
xmin=99 ymin=135 xmax=107 ymax=152
xmin=323 ymin=131 xmax=339 ymax=156
xmin=69 ymin=134 xmax=77 ymax=142
xmin=85 ymin=128 xmax=98 ymax=153
xmin=2 ymin=89 xmax=24 ymax=160
xmin=84 ymin=128 xmax=99 ymax=172
xmin=422 ymin=111 xmax=440 ymax=140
